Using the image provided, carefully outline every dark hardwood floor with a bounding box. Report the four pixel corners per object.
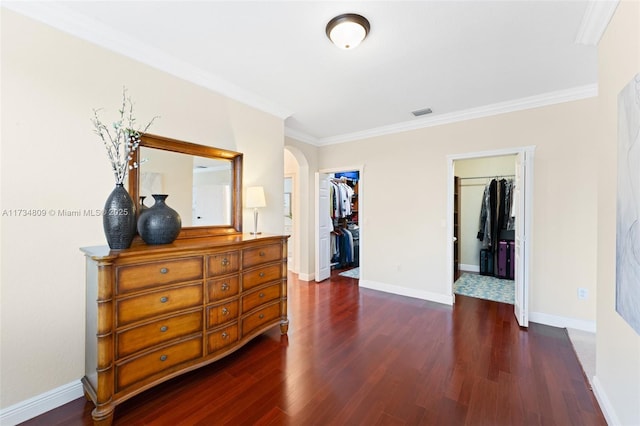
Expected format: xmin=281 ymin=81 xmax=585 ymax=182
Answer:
xmin=21 ymin=270 xmax=605 ymax=425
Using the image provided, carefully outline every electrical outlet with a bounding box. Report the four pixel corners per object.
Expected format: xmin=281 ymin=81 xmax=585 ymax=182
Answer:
xmin=578 ymin=288 xmax=589 ymax=300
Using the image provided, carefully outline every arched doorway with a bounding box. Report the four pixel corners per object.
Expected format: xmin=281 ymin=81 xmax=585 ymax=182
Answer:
xmin=284 ymin=145 xmax=312 ymax=280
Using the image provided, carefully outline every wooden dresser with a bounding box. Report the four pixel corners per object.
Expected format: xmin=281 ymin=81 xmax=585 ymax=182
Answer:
xmin=81 ymin=234 xmax=288 ymax=425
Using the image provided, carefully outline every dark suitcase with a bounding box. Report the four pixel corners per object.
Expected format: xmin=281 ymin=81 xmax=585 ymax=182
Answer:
xmin=496 ymin=240 xmax=509 ymax=279
xmin=480 ymin=248 xmax=493 ymax=276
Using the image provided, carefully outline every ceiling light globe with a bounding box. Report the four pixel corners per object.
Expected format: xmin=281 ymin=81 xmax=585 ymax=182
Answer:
xmin=326 ymin=14 xmax=370 ymax=50
xmin=330 ymin=21 xmax=366 ymax=49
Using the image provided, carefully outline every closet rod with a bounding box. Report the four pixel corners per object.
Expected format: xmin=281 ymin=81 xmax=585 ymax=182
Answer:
xmin=458 ymin=174 xmax=515 ymax=180
xmin=331 ymin=177 xmax=354 ymax=183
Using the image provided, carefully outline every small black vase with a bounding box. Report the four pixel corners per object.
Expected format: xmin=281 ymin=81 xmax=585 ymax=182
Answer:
xmin=139 ymin=196 xmax=149 ymax=211
xmin=103 ymin=184 xmax=137 ymax=249
xmin=137 ymin=194 xmax=182 ymax=245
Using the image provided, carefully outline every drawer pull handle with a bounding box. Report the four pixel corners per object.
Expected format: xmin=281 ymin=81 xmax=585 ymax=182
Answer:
xmin=259 ymin=251 xmax=265 ymax=257
xmin=160 ymin=268 xmax=169 ymax=274
xmin=221 ymin=283 xmax=229 ymax=291
xmin=222 ymin=307 xmax=229 ymax=316
xmin=259 ymin=272 xmax=265 ymax=277
xmin=259 ymin=292 xmax=265 ymax=298
xmin=160 ymin=355 xmax=168 ymax=362
xmin=160 ymin=296 xmax=168 ymax=303
xmin=259 ymin=314 xmax=265 ymax=319
xmin=160 ymin=326 xmax=168 ymax=332
xmin=221 ymin=258 xmax=229 ymax=266
xmin=221 ymin=332 xmax=229 ymax=339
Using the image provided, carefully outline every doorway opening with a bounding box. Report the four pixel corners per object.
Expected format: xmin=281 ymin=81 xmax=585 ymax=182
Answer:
xmin=284 ymin=176 xmax=294 ymax=269
xmin=315 ymin=167 xmax=363 ymax=282
xmin=447 ymin=147 xmax=534 ymax=327
xmin=453 ymin=155 xmax=516 ymax=305
xmin=284 ymin=145 xmax=310 ymax=280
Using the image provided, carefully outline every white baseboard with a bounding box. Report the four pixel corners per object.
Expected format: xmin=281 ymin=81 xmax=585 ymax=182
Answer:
xmin=359 ymin=279 xmax=454 ymax=306
xmin=529 ymin=311 xmax=596 ymax=332
xmin=297 ymin=272 xmax=314 ymax=281
xmin=592 ymin=376 xmax=622 ymax=426
xmin=0 ymin=380 xmax=84 ymax=425
xmin=459 ymin=264 xmax=480 ymax=273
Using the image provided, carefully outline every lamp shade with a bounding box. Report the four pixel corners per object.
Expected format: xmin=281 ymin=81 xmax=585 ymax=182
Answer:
xmin=246 ymin=186 xmax=266 ymax=208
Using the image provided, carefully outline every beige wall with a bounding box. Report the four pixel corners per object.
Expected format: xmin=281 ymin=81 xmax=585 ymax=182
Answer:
xmin=595 ymin=1 xmax=640 ymax=424
xmin=0 ymin=9 xmax=284 ymax=409
xmin=316 ymin=98 xmax=599 ymax=323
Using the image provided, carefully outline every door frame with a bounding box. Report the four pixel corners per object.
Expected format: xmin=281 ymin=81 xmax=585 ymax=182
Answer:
xmin=283 ymin=174 xmax=296 ymax=272
xmin=446 ymin=146 xmax=535 ymax=325
xmin=315 ymin=166 xmax=364 ymax=282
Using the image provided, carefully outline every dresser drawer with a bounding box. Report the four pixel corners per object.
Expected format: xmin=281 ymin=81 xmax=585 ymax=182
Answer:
xmin=117 ymin=284 xmax=203 ymax=327
xmin=243 ymin=244 xmax=281 ymax=268
xmin=116 ymin=310 xmax=203 ymax=359
xmin=206 ymin=300 xmax=239 ymax=328
xmin=206 ymin=276 xmax=239 ymax=302
xmin=116 ymin=336 xmax=202 ymax=391
xmin=242 ymin=302 xmax=280 ymax=336
xmin=242 ymin=264 xmax=282 ymax=291
xmin=116 ymin=257 xmax=203 ymax=294
xmin=242 ymin=283 xmax=280 ymax=313
xmin=207 ymin=323 xmax=238 ymax=354
xmin=207 ymin=251 xmax=240 ymax=277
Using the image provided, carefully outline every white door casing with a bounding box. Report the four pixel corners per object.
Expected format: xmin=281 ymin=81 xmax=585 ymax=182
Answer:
xmin=447 ymin=146 xmax=534 ymax=327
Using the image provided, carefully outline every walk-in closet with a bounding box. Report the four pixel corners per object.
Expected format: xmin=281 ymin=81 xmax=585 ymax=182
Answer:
xmin=453 ymin=155 xmax=516 ymax=304
xmin=329 ymin=171 xmax=359 ymax=274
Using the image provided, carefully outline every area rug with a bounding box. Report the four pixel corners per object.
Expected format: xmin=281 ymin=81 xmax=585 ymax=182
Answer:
xmin=338 ymin=267 xmax=360 ymax=279
xmin=454 ymin=273 xmax=514 ymax=304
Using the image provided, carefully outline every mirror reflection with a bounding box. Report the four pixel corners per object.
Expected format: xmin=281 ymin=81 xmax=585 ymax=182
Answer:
xmin=139 ymin=147 xmax=233 ymax=227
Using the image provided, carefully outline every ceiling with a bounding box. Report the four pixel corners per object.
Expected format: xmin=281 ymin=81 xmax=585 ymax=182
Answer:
xmin=4 ymin=1 xmax=606 ymax=145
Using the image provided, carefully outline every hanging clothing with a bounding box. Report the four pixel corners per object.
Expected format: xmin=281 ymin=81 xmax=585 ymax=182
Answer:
xmin=477 ymin=184 xmax=489 ymax=248
xmin=477 ymin=178 xmax=515 ymax=250
xmin=330 ymin=227 xmax=355 ymax=268
xmin=329 ymin=178 xmax=354 ymax=219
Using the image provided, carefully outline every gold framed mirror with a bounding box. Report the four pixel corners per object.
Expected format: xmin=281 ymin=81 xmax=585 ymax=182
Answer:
xmin=128 ymin=133 xmax=243 ymax=239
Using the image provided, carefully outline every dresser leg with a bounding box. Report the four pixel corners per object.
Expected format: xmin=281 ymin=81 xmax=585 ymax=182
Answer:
xmin=92 ymin=407 xmax=114 ymax=426
xmin=280 ymin=319 xmax=289 ymax=334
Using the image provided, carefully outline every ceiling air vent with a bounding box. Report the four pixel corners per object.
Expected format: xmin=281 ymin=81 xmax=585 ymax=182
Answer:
xmin=412 ymin=108 xmax=432 ymax=117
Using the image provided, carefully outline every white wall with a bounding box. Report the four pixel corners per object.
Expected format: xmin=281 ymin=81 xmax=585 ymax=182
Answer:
xmin=594 ymin=2 xmax=640 ymax=424
xmin=455 ymin=156 xmax=516 ymax=269
xmin=0 ymin=9 xmax=284 ymax=410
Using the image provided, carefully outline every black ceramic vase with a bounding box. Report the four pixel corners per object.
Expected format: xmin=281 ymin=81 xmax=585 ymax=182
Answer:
xmin=137 ymin=194 xmax=182 ymax=245
xmin=103 ymin=184 xmax=137 ymax=249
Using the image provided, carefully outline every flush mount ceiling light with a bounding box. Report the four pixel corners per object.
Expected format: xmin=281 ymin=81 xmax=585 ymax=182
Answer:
xmin=326 ymin=13 xmax=370 ymax=50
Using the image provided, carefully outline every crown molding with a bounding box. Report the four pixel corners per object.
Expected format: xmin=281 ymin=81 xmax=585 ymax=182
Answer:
xmin=284 ymin=127 xmax=320 ymax=145
xmin=304 ymin=84 xmax=598 ymax=146
xmin=1 ymin=1 xmax=293 ymax=120
xmin=574 ymin=0 xmax=620 ymax=45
